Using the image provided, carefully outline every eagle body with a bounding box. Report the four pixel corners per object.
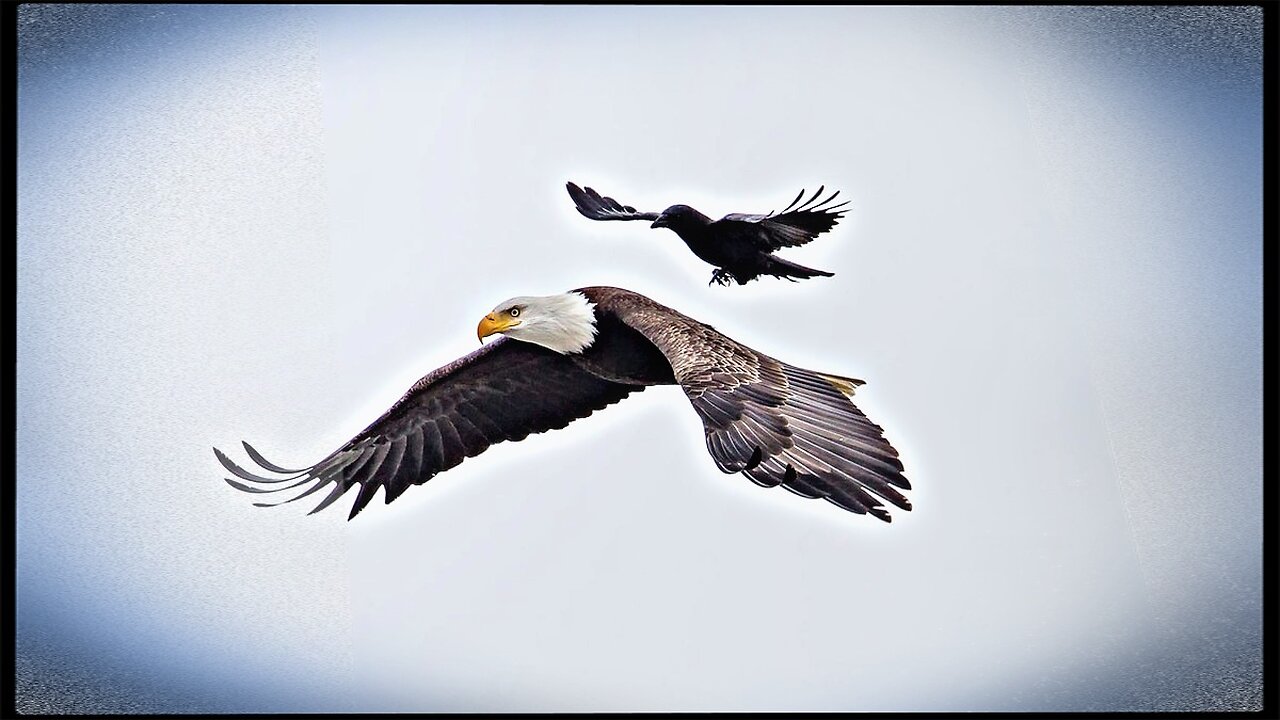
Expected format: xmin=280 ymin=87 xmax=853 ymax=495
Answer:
xmin=569 ymin=291 xmax=676 ymax=386
xmin=218 ymin=287 xmax=911 ymax=522
xmin=566 ymin=182 xmax=847 ymax=286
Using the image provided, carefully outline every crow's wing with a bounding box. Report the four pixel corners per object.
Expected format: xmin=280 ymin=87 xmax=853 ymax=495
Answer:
xmin=607 ymin=292 xmax=910 ymax=522
xmin=715 ymin=186 xmax=851 ymax=250
xmin=216 ymin=337 xmax=642 ymax=520
xmin=566 ymin=181 xmax=661 ymax=222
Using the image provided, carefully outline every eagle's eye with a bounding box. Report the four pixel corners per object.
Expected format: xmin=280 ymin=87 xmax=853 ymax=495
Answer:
xmin=509 ymin=307 xmax=520 ymax=318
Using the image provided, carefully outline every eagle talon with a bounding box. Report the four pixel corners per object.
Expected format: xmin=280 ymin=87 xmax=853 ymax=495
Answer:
xmin=709 ymin=269 xmax=734 ymax=287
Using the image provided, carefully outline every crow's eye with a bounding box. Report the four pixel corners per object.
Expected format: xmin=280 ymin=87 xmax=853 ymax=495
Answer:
xmin=509 ymin=307 xmax=520 ymax=318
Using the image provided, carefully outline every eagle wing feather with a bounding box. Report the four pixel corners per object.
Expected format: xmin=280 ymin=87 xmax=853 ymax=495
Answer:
xmin=600 ymin=289 xmax=910 ymax=522
xmin=216 ymin=336 xmax=642 ymax=519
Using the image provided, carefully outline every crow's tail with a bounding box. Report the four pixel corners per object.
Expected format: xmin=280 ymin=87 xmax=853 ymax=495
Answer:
xmin=764 ymin=255 xmax=835 ymax=281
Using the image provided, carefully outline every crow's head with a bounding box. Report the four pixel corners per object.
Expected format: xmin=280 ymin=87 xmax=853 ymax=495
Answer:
xmin=651 ymin=204 xmax=704 ymax=230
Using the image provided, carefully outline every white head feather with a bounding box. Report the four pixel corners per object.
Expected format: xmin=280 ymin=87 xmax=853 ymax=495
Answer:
xmin=490 ymin=291 xmax=597 ymax=354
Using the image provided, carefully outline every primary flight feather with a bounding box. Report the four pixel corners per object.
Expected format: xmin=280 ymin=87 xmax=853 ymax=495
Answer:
xmin=217 ymin=287 xmax=910 ymax=522
xmin=566 ymin=182 xmax=849 ymax=286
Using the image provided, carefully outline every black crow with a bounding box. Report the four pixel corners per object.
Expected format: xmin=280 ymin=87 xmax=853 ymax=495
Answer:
xmin=566 ymin=181 xmax=849 ymax=286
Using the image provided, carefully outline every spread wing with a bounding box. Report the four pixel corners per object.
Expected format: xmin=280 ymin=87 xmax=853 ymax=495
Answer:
xmin=614 ymin=297 xmax=909 ymax=522
xmin=566 ymin=181 xmax=660 ymax=222
xmin=216 ymin=337 xmax=642 ymax=520
xmin=715 ymin=186 xmax=851 ymax=250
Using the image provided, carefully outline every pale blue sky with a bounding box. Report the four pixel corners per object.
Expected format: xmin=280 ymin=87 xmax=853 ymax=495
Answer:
xmin=16 ymin=5 xmax=1261 ymax=712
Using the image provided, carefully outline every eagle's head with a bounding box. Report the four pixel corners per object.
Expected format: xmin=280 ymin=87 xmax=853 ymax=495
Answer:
xmin=477 ymin=291 xmax=598 ymax=355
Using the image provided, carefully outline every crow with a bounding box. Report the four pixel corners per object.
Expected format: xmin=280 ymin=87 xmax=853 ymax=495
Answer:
xmin=566 ymin=181 xmax=849 ymax=286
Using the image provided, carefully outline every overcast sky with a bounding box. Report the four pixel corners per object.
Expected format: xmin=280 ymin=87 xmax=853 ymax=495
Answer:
xmin=16 ymin=5 xmax=1262 ymax=713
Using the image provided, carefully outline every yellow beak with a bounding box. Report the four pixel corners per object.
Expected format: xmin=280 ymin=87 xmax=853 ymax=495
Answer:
xmin=477 ymin=312 xmax=519 ymax=342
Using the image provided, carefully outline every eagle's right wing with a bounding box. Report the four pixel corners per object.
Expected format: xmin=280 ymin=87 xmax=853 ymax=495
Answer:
xmin=566 ymin=181 xmax=661 ymax=222
xmin=216 ymin=337 xmax=642 ymax=520
xmin=612 ymin=294 xmax=910 ymax=522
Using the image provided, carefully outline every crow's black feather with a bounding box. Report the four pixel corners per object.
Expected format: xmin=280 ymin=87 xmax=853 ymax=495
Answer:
xmin=566 ymin=181 xmax=849 ymax=286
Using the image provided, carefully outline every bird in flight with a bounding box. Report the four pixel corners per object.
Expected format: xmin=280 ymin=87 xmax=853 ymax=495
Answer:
xmin=566 ymin=182 xmax=849 ymax=286
xmin=217 ymin=287 xmax=911 ymax=522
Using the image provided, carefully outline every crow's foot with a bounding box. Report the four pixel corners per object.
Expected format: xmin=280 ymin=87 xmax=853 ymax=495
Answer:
xmin=708 ymin=269 xmax=734 ymax=287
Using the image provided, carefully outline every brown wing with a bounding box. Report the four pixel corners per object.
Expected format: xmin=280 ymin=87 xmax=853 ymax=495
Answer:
xmin=596 ymin=288 xmax=910 ymax=522
xmin=216 ymin=337 xmax=642 ymax=520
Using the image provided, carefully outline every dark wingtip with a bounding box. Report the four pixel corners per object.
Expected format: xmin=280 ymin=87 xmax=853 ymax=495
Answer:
xmin=223 ymin=476 xmax=257 ymax=493
xmin=216 ymin=444 xmax=307 ymax=484
xmin=778 ymin=187 xmax=806 ymax=215
xmin=814 ymin=188 xmax=842 ymax=210
xmin=566 ymin=181 xmax=590 ymax=205
xmin=384 ymin=481 xmax=410 ymax=504
xmin=242 ymin=441 xmax=307 ymax=474
xmin=799 ymin=186 xmax=824 ymax=211
xmin=347 ymin=482 xmax=380 ymax=520
xmin=224 ymin=473 xmax=316 ymax=495
xmin=307 ymin=481 xmax=349 ymax=517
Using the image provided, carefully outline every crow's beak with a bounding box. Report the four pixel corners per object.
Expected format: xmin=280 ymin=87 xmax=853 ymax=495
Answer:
xmin=650 ymin=218 xmax=666 ymax=229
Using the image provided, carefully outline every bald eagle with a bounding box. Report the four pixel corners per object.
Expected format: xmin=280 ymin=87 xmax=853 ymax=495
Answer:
xmin=217 ymin=287 xmax=910 ymax=522
xmin=566 ymin=182 xmax=847 ymax=286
